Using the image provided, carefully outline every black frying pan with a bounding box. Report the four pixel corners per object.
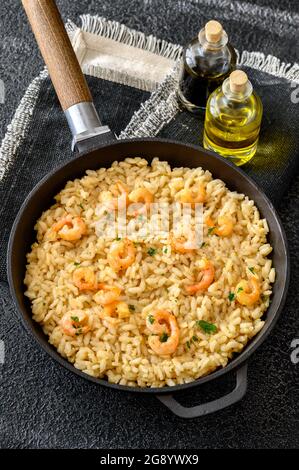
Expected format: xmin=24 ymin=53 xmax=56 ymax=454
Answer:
xmin=8 ymin=0 xmax=290 ymax=418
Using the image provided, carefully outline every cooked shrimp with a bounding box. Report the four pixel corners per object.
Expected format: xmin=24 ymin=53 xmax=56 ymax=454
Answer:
xmin=128 ymin=188 xmax=154 ymax=215
xmin=146 ymin=310 xmax=170 ymax=335
xmin=73 ymin=267 xmax=97 ymax=291
xmin=107 ymin=238 xmax=136 ymax=271
xmin=93 ymin=284 xmax=122 ymax=305
xmin=185 ymin=259 xmax=215 ymax=294
xmin=179 ymin=184 xmax=206 ymax=206
xmin=52 ymin=215 xmax=86 ymax=241
xmin=111 ymin=180 xmax=129 ymax=208
xmin=206 ymin=215 xmax=233 ymax=237
xmin=146 ymin=310 xmax=179 ymax=356
xmin=236 ymin=277 xmax=260 ymax=306
xmin=101 ymin=301 xmax=131 ymax=319
xmin=111 ymin=180 xmax=129 ymax=197
xmin=99 ymin=181 xmax=129 ymax=212
xmin=60 ymin=310 xmax=90 ymax=336
xmin=170 ymin=232 xmax=197 ymax=254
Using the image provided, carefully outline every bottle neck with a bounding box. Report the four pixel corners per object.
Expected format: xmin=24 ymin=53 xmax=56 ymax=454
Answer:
xmin=222 ymin=77 xmax=253 ymax=102
xmin=198 ymin=27 xmax=229 ymax=51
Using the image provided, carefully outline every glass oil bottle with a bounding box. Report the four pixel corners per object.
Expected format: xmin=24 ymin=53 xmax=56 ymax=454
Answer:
xmin=177 ymin=20 xmax=237 ymax=113
xmin=203 ymin=70 xmax=263 ymax=165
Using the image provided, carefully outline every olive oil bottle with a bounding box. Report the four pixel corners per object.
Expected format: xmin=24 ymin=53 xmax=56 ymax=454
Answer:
xmin=204 ymin=70 xmax=263 ymax=166
xmin=177 ymin=20 xmax=237 ymax=113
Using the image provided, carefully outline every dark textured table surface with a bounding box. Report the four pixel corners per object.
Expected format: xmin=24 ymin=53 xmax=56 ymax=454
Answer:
xmin=0 ymin=0 xmax=298 ymax=449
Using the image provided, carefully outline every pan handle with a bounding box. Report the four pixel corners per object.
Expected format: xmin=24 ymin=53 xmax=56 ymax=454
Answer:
xmin=22 ymin=0 xmax=111 ymax=147
xmin=156 ymin=364 xmax=248 ymax=419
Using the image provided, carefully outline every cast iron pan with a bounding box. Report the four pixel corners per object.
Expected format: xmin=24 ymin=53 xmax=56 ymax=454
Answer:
xmin=7 ymin=0 xmax=290 ymax=418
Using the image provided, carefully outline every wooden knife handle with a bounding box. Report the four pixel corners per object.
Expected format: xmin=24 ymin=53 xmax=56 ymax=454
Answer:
xmin=22 ymin=0 xmax=92 ymax=111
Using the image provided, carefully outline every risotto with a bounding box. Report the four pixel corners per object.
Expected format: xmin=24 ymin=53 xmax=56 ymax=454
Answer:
xmin=24 ymin=158 xmax=275 ymax=388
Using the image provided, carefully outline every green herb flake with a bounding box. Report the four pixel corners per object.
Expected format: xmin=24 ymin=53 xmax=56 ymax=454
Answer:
xmin=71 ymin=316 xmax=80 ymax=323
xmin=237 ymin=287 xmax=244 ymax=293
xmin=148 ymin=315 xmax=155 ymax=325
xmin=228 ymin=292 xmax=235 ymax=301
xmin=147 ymin=247 xmax=157 ymax=257
xmin=160 ymin=332 xmax=169 ymax=343
xmin=201 ymin=242 xmax=206 ymax=248
xmin=129 ymin=304 xmax=136 ymax=312
xmin=196 ymin=320 xmax=217 ymax=334
xmin=79 ymin=203 xmax=84 ymax=210
xmin=74 ymin=262 xmax=81 ymax=267
xmin=248 ymin=267 xmax=255 ymax=274
xmin=186 ymin=335 xmax=199 ymax=348
xmin=163 ymin=247 xmax=168 ymax=254
xmin=208 ymin=227 xmax=215 ymax=235
xmin=115 ymin=237 xmax=122 ymax=241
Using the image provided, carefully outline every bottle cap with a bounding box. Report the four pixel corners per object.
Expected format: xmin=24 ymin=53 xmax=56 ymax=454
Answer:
xmin=205 ymin=20 xmax=223 ymax=43
xmin=229 ymin=70 xmax=248 ymax=93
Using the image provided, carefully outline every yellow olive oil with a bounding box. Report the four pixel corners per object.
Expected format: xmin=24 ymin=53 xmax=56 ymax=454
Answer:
xmin=204 ymin=70 xmax=263 ymax=166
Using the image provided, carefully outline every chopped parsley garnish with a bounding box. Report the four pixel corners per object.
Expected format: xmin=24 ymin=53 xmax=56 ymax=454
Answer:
xmin=148 ymin=315 xmax=155 ymax=324
xmin=147 ymin=247 xmax=157 ymax=256
xmin=71 ymin=316 xmax=80 ymax=323
xmin=115 ymin=237 xmax=122 ymax=241
xmin=163 ymin=247 xmax=168 ymax=254
xmin=248 ymin=267 xmax=255 ymax=274
xmin=196 ymin=320 xmax=217 ymax=334
xmin=79 ymin=203 xmax=84 ymax=210
xmin=237 ymin=287 xmax=244 ymax=293
xmin=160 ymin=332 xmax=169 ymax=343
xmin=186 ymin=335 xmax=199 ymax=349
xmin=201 ymin=242 xmax=206 ymax=248
xmin=129 ymin=304 xmax=136 ymax=312
xmin=74 ymin=262 xmax=81 ymax=267
xmin=228 ymin=292 xmax=235 ymax=301
xmin=208 ymin=227 xmax=215 ymax=235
